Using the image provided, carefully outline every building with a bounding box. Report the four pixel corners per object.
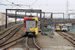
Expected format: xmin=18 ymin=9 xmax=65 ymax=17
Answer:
xmin=0 ymin=13 xmax=9 ymax=26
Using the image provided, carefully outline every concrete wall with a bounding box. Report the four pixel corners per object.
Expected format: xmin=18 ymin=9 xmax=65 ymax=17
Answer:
xmin=0 ymin=13 xmax=9 ymax=26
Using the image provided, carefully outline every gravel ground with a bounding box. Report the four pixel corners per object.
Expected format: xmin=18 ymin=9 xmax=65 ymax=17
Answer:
xmin=36 ymin=32 xmax=75 ymax=50
xmin=4 ymin=27 xmax=24 ymax=44
xmin=5 ymin=31 xmax=75 ymax=50
xmin=6 ymin=27 xmax=26 ymax=50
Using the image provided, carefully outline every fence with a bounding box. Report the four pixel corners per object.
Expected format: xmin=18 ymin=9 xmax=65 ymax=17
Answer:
xmin=70 ymin=27 xmax=75 ymax=32
xmin=41 ymin=26 xmax=54 ymax=38
xmin=0 ymin=21 xmax=20 ymax=31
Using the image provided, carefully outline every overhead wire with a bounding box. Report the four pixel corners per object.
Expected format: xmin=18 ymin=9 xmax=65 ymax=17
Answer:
xmin=6 ymin=0 xmax=14 ymax=4
xmin=29 ymin=0 xmax=37 ymax=8
xmin=0 ymin=0 xmax=38 ymax=8
xmin=30 ymin=0 xmax=37 ymax=6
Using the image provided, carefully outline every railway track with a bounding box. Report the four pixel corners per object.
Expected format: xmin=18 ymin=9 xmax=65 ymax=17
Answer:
xmin=0 ymin=24 xmax=23 ymax=47
xmin=0 ymin=23 xmax=22 ymax=35
xmin=2 ymin=37 xmax=24 ymax=50
xmin=1 ymin=37 xmax=42 ymax=50
xmin=0 ymin=24 xmax=22 ymax=40
xmin=64 ymin=32 xmax=75 ymax=40
xmin=57 ymin=32 xmax=75 ymax=47
xmin=25 ymin=37 xmax=42 ymax=50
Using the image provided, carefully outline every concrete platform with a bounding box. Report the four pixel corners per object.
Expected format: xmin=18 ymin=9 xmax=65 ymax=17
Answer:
xmin=36 ymin=32 xmax=75 ymax=50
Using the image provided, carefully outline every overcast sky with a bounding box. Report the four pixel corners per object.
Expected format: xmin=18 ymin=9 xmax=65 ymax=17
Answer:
xmin=0 ymin=0 xmax=75 ymax=18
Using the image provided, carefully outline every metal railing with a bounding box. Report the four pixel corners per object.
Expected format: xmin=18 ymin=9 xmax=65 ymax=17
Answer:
xmin=41 ymin=26 xmax=54 ymax=38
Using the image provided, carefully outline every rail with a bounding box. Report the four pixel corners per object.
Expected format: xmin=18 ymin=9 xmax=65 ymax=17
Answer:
xmin=0 ymin=24 xmax=22 ymax=46
xmin=33 ymin=37 xmax=42 ymax=50
xmin=25 ymin=37 xmax=42 ymax=50
xmin=57 ymin=32 xmax=75 ymax=47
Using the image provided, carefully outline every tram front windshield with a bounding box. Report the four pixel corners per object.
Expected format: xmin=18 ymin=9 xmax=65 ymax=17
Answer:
xmin=56 ymin=26 xmax=60 ymax=28
xmin=25 ymin=21 xmax=36 ymax=28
